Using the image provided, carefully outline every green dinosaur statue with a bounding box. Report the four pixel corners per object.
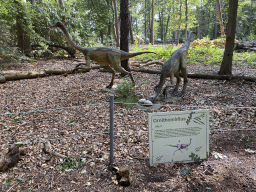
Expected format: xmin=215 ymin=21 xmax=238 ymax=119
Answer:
xmin=148 ymin=31 xmax=196 ymax=102
xmin=52 ymin=21 xmax=156 ymax=89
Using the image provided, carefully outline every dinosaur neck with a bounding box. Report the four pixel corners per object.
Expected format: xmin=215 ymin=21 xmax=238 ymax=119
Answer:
xmin=57 ymin=25 xmax=85 ymax=52
xmin=184 ymin=31 xmax=193 ymax=50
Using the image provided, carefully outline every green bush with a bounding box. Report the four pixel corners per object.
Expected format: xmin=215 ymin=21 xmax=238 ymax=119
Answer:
xmin=114 ymin=77 xmax=147 ymax=108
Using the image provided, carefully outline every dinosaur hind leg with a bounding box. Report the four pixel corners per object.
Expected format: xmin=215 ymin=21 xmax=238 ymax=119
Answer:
xmin=163 ymin=73 xmax=175 ymax=97
xmin=171 ymin=75 xmax=181 ymax=96
xmin=176 ymin=67 xmax=188 ymax=97
xmin=104 ymin=66 xmax=116 ymax=89
xmin=111 ymin=61 xmax=135 ymax=84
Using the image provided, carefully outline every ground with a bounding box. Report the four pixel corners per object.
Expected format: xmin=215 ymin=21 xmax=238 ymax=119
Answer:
xmin=0 ymin=55 xmax=255 ymax=192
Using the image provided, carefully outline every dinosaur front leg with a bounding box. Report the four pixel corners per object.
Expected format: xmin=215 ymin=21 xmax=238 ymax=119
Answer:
xmin=148 ymin=73 xmax=166 ymax=102
xmin=72 ymin=57 xmax=91 ymax=73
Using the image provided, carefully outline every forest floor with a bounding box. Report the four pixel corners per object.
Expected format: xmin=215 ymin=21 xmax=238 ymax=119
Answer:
xmin=0 ymin=55 xmax=256 ymax=191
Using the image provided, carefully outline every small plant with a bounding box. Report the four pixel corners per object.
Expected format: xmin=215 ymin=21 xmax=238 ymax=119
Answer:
xmin=59 ymin=157 xmax=86 ymax=172
xmin=114 ymin=77 xmax=146 ymax=108
xmin=189 ymin=153 xmax=201 ymax=162
xmin=180 ymin=167 xmax=192 ymax=176
xmin=115 ymin=76 xmax=137 ymax=98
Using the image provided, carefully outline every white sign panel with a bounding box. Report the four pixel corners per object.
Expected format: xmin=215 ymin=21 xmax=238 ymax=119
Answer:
xmin=148 ymin=110 xmax=209 ymax=166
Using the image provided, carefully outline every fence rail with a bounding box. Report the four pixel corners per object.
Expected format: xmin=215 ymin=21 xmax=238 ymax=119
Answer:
xmin=1 ymin=98 xmax=255 ymax=164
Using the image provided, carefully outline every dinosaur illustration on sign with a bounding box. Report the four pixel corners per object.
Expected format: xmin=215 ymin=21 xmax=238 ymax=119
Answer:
xmin=165 ymin=139 xmax=192 ymax=155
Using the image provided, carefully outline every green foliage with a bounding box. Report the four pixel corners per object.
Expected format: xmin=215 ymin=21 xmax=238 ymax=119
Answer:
xmin=115 ymin=95 xmax=139 ymax=109
xmin=113 ymin=77 xmax=146 ymax=108
xmin=233 ymin=51 xmax=256 ymax=68
xmin=59 ymin=157 xmax=86 ymax=172
xmin=115 ymin=77 xmax=137 ymax=98
xmin=188 ymin=45 xmax=223 ymax=65
xmin=180 ymin=167 xmax=192 ymax=176
xmin=189 ymin=153 xmax=201 ymax=162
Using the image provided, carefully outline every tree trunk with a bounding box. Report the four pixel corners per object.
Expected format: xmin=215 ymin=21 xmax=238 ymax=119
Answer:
xmin=113 ymin=0 xmax=120 ymax=47
xmin=197 ymin=5 xmax=200 ymax=39
xmin=248 ymin=0 xmax=253 ymax=36
xmin=129 ymin=12 xmax=134 ymax=44
xmin=216 ymin=0 xmax=225 ymax=36
xmin=15 ymin=0 xmax=31 ymax=57
xmin=164 ymin=14 xmax=170 ymax=42
xmin=185 ymin=0 xmax=188 ymax=41
xmin=215 ymin=3 xmax=218 ymax=39
xmin=218 ymin=0 xmax=238 ymax=75
xmin=176 ymin=1 xmax=182 ymax=45
xmin=150 ymin=0 xmax=154 ymax=45
xmin=120 ymin=0 xmax=130 ymax=74
xmin=144 ymin=0 xmax=147 ymax=40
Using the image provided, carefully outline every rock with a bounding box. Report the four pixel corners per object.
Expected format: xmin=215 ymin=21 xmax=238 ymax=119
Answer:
xmin=138 ymin=99 xmax=153 ymax=107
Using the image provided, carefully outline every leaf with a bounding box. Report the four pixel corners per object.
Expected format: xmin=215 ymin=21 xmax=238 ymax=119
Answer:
xmin=180 ymin=168 xmax=192 ymax=176
xmin=212 ymin=151 xmax=227 ymax=159
xmin=15 ymin=141 xmax=24 ymax=147
xmin=80 ymin=169 xmax=87 ymax=174
xmin=245 ymin=149 xmax=255 ymax=153
xmin=68 ymin=119 xmax=78 ymax=125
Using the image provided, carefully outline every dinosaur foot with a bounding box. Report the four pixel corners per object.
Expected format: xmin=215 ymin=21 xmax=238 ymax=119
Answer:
xmin=174 ymin=91 xmax=185 ymax=98
xmin=72 ymin=67 xmax=91 ymax=73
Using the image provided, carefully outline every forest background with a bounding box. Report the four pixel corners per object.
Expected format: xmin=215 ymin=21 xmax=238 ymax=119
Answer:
xmin=0 ymin=0 xmax=255 ymax=66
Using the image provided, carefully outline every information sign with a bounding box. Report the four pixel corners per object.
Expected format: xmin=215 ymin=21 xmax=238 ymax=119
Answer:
xmin=148 ymin=110 xmax=209 ymax=166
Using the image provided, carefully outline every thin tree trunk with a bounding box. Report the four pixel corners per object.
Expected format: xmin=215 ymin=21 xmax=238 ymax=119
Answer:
xmin=164 ymin=14 xmax=170 ymax=42
xmin=215 ymin=3 xmax=218 ymax=39
xmin=216 ymin=0 xmax=225 ymax=36
xmin=218 ymin=0 xmax=238 ymax=75
xmin=185 ymin=0 xmax=188 ymax=41
xmin=15 ymin=0 xmax=31 ymax=57
xmin=150 ymin=0 xmax=154 ymax=44
xmin=113 ymin=0 xmax=120 ymax=47
xmin=144 ymin=0 xmax=147 ymax=40
xmin=129 ymin=12 xmax=134 ymax=44
xmin=248 ymin=0 xmax=253 ymax=36
xmin=120 ymin=0 xmax=130 ymax=74
xmin=176 ymin=1 xmax=182 ymax=45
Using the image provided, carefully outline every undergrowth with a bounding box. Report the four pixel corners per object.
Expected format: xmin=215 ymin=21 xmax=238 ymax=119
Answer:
xmin=113 ymin=76 xmax=147 ymax=108
xmin=131 ymin=38 xmax=256 ymax=68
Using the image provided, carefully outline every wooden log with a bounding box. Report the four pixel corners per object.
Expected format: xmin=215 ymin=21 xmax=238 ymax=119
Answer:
xmin=131 ymin=68 xmax=256 ymax=82
xmin=0 ymin=146 xmax=20 ymax=172
xmin=0 ymin=76 xmax=6 ymax=83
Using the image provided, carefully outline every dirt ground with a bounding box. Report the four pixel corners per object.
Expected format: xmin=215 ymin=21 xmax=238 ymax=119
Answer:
xmin=0 ymin=56 xmax=256 ymax=191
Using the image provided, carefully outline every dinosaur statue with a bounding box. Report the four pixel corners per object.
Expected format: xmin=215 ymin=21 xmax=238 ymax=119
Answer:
xmin=165 ymin=138 xmax=192 ymax=155
xmin=148 ymin=31 xmax=196 ymax=102
xmin=51 ymin=21 xmax=156 ymax=89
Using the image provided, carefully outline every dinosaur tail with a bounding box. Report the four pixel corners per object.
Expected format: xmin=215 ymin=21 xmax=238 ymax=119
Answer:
xmin=122 ymin=51 xmax=157 ymax=60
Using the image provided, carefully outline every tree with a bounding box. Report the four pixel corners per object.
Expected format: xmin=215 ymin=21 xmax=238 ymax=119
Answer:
xmin=150 ymin=0 xmax=154 ymax=44
xmin=120 ymin=0 xmax=130 ymax=74
xmin=216 ymin=0 xmax=225 ymax=36
xmin=113 ymin=0 xmax=120 ymax=47
xmin=185 ymin=0 xmax=188 ymax=41
xmin=248 ymin=0 xmax=253 ymax=36
xmin=218 ymin=0 xmax=238 ymax=75
xmin=15 ymin=0 xmax=31 ymax=57
xmin=176 ymin=1 xmax=182 ymax=45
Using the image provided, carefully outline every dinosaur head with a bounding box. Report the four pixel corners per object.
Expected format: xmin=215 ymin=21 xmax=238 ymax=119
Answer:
xmin=187 ymin=31 xmax=196 ymax=42
xmin=51 ymin=21 xmax=65 ymax=29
